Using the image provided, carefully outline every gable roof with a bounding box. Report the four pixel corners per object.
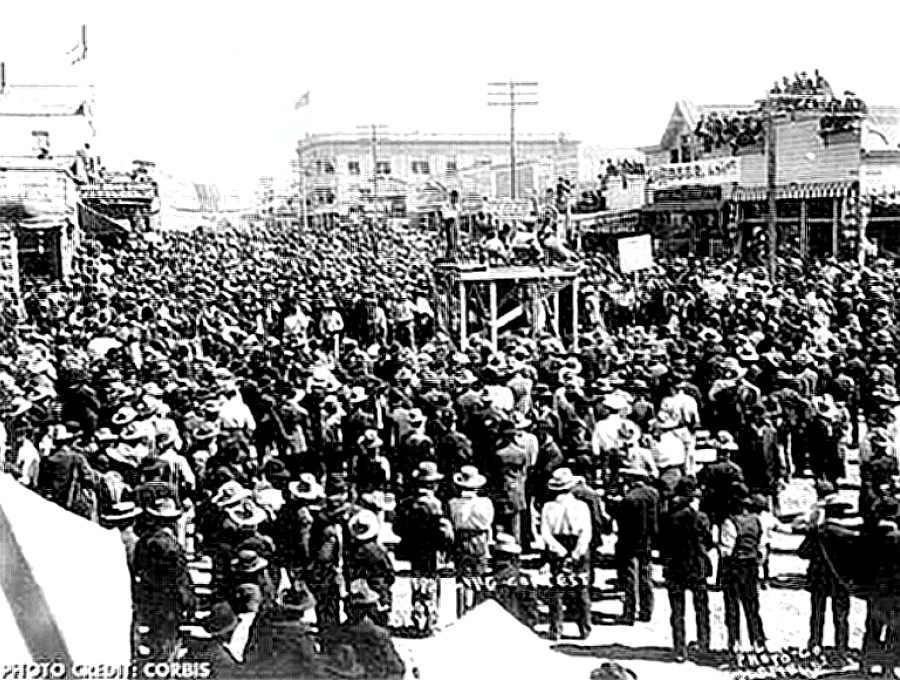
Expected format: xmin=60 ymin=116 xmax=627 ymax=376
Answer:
xmin=658 ymin=101 xmax=755 ymax=149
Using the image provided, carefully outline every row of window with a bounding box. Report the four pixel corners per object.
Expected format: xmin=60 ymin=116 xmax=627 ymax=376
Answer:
xmin=312 ymin=159 xmax=459 ymax=176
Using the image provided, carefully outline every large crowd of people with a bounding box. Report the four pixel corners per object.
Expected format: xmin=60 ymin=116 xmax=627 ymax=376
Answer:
xmin=3 ymin=209 xmax=900 ymax=676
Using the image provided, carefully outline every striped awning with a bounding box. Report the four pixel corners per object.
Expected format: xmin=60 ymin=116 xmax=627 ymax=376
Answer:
xmin=731 ymin=182 xmax=854 ymax=202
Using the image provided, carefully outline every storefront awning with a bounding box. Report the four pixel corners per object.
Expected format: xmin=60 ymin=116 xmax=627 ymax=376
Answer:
xmin=732 ymin=182 xmax=854 ymax=202
xmin=643 ymin=199 xmax=723 ymax=212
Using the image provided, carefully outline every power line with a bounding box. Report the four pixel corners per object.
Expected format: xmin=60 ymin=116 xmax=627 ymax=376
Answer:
xmin=487 ymin=81 xmax=538 ymax=200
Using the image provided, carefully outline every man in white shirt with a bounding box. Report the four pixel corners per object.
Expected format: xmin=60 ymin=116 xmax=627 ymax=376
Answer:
xmin=541 ymin=468 xmax=592 ymax=640
xmin=218 ymin=385 xmax=257 ymax=434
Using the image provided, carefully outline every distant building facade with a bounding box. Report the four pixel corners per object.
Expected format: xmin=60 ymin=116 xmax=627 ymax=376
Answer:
xmin=296 ymin=131 xmax=580 ymax=219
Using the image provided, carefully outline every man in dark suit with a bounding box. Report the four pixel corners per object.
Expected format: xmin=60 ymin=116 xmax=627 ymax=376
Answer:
xmin=133 ymin=497 xmax=196 ymax=661
xmin=320 ymin=581 xmax=406 ymax=680
xmin=659 ymin=477 xmax=713 ymax=662
xmin=611 ymin=467 xmax=659 ymax=625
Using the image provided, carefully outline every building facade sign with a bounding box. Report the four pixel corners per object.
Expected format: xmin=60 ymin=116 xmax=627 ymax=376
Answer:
xmin=0 ymin=170 xmax=74 ymax=216
xmin=653 ymin=186 xmax=723 ymax=204
xmin=485 ymin=199 xmax=532 ymax=220
xmin=861 ymin=163 xmax=900 ymax=195
xmin=648 ymin=157 xmax=740 ymax=189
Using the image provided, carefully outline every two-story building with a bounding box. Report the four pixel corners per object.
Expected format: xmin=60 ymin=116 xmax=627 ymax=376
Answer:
xmin=295 ymin=131 xmax=580 ymax=223
xmin=642 ymin=91 xmax=900 ymax=259
xmin=0 ymin=84 xmax=96 ymax=289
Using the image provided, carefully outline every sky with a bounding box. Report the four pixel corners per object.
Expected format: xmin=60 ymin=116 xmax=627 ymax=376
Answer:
xmin=3 ymin=0 xmax=899 ymax=196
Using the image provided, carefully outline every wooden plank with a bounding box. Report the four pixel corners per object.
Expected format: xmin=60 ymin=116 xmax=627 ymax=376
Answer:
xmin=491 ymin=304 xmax=524 ymax=329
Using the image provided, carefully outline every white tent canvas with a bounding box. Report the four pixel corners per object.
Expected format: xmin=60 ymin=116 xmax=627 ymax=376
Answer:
xmin=0 ymin=472 xmax=133 ymax=665
xmin=412 ymin=600 xmax=596 ymax=680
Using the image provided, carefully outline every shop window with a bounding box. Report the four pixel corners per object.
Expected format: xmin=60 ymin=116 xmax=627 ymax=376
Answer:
xmin=412 ymin=161 xmax=431 ymax=175
xmin=776 ymin=200 xmax=800 ymax=219
xmin=348 ymin=161 xmax=361 ymax=175
xmin=376 ymin=161 xmax=391 ymax=175
xmin=807 ymin=198 xmax=833 ymax=220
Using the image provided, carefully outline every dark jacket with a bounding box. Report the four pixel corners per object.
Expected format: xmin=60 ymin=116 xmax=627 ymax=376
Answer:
xmin=613 ymin=483 xmax=660 ymax=559
xmin=348 ymin=539 xmax=396 ymax=608
xmin=320 ymin=618 xmax=406 ymax=680
xmin=133 ymin=526 xmax=195 ymax=617
xmin=659 ymin=500 xmax=714 ymax=584
xmin=36 ymin=447 xmax=102 ymax=520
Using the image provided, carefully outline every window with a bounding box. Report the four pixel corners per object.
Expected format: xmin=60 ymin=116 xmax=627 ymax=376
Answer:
xmin=669 ymin=149 xmax=680 ymax=164
xmin=376 ymin=161 xmax=391 ymax=175
xmin=348 ymin=161 xmax=361 ymax=175
xmin=32 ymin=131 xmax=50 ymax=158
xmin=446 ymin=159 xmax=458 ymax=173
xmin=412 ymin=160 xmax=430 ymax=175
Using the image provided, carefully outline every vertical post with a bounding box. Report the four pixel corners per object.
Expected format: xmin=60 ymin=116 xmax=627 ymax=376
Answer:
xmin=832 ymin=197 xmax=840 ymax=259
xmin=571 ymin=278 xmax=580 ymax=351
xmin=765 ymin=95 xmax=778 ymax=280
xmin=509 ymin=82 xmax=516 ymax=200
xmin=371 ymin=125 xmax=379 ymax=206
xmin=799 ymin=199 xmax=808 ymax=258
xmin=551 ymin=291 xmax=560 ymax=336
xmin=458 ymin=280 xmax=467 ymax=350
xmin=489 ymin=281 xmax=499 ymax=350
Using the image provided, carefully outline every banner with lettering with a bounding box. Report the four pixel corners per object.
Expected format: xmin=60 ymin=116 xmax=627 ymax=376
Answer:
xmin=647 ymin=157 xmax=741 ymax=189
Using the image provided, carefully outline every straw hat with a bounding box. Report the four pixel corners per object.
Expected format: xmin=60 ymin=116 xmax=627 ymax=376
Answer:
xmin=348 ymin=509 xmax=381 ymax=542
xmin=412 ymin=461 xmax=443 ymax=483
xmin=453 ymin=465 xmax=487 ymax=490
xmin=101 ymin=501 xmax=142 ymax=523
xmin=211 ymin=481 xmax=252 ymax=508
xmin=547 ymin=467 xmax=580 ymax=492
xmin=288 ymin=473 xmax=326 ymax=502
xmin=231 ymin=549 xmax=269 ymax=573
xmin=145 ymin=497 xmax=182 ymax=520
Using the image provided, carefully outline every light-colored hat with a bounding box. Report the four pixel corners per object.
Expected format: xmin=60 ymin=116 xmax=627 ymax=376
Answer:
xmin=231 ymin=549 xmax=269 ymax=573
xmin=348 ymin=509 xmax=381 ymax=542
xmin=412 ymin=461 xmax=443 ymax=483
xmin=357 ymin=429 xmax=383 ymax=449
xmin=111 ymin=407 xmax=138 ymax=426
xmin=226 ymin=499 xmax=267 ymax=527
xmin=146 ymin=496 xmax=182 ymax=520
xmin=288 ymin=473 xmax=326 ymax=502
xmin=547 ymin=467 xmax=580 ymax=492
xmin=348 ymin=386 xmax=368 ymax=404
xmin=453 ymin=465 xmax=487 ymax=490
xmin=211 ymin=481 xmax=253 ymax=508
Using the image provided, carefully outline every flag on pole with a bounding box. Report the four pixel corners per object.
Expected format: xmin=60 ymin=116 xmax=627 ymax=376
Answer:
xmin=68 ymin=24 xmax=87 ymax=65
xmin=295 ymin=91 xmax=310 ymax=109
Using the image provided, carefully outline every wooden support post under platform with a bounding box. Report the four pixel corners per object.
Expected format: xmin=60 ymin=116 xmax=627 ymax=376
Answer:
xmin=551 ymin=291 xmax=560 ymax=336
xmin=832 ymin=197 xmax=840 ymax=258
xmin=489 ymin=281 xmax=499 ymax=350
xmin=571 ymin=278 xmax=580 ymax=351
xmin=800 ymin=199 xmax=809 ymax=258
xmin=458 ymin=280 xmax=467 ymax=350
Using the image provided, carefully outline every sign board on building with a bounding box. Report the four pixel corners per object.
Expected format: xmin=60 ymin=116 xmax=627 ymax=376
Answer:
xmin=485 ymin=199 xmax=532 ymax=221
xmin=0 ymin=170 xmax=74 ymax=218
xmin=571 ymin=209 xmax=642 ymax=235
xmin=618 ymin=234 xmax=654 ymax=273
xmin=861 ymin=163 xmax=900 ymax=195
xmin=648 ymin=157 xmax=740 ymax=189
xmin=653 ymin=185 xmax=723 ymax=204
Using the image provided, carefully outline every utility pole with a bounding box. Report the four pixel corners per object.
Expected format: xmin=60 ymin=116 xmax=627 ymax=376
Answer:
xmin=357 ymin=124 xmax=388 ymax=211
xmin=764 ymin=94 xmax=778 ymax=280
xmin=488 ymin=81 xmax=538 ymax=200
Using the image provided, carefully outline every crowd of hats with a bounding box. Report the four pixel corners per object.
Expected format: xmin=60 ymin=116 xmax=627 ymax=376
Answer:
xmin=3 ymin=213 xmax=900 ymax=666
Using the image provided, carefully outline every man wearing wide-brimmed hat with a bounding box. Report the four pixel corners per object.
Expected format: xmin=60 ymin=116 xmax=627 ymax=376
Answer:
xmin=448 ymin=465 xmax=494 ymax=578
xmin=658 ymin=476 xmax=712 ymax=662
xmin=133 ymin=496 xmax=195 ymax=661
xmin=541 ymin=467 xmax=593 ymax=640
xmin=349 ymin=429 xmax=391 ymax=495
xmin=394 ymin=461 xmax=453 ymax=634
xmin=611 ymin=466 xmax=659 ymax=627
xmin=346 ymin=510 xmax=394 ymax=627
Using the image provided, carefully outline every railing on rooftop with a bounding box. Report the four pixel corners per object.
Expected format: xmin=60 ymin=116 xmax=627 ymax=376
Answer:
xmin=79 ymin=181 xmax=158 ymax=201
